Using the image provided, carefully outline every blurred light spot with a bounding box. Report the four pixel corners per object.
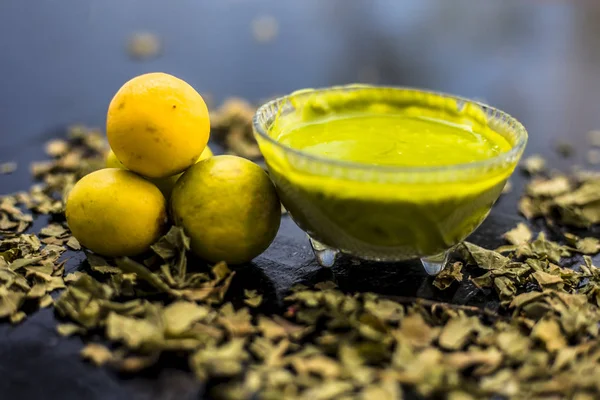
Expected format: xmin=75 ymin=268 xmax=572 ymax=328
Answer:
xmin=0 ymin=162 xmax=17 ymax=175
xmin=251 ymin=15 xmax=279 ymax=43
xmin=588 ymin=149 xmax=600 ymax=165
xmin=127 ymin=32 xmax=161 ymax=61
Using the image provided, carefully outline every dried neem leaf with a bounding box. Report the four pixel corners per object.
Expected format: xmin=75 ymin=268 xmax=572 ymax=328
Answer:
xmin=532 ymin=271 xmax=563 ymax=288
xmin=301 ymin=380 xmax=355 ymax=400
xmin=56 ymin=323 xmax=86 ymax=337
xmin=39 ymin=223 xmax=68 ymax=238
xmin=81 ymin=343 xmax=114 ymax=366
xmin=85 ymin=253 xmax=121 ymax=274
xmin=503 ymin=223 xmax=532 ymax=246
xmin=0 ymin=287 xmax=26 ymax=318
xmin=30 ymin=161 xmax=53 ymax=178
xmin=573 ymin=167 xmax=600 ymax=182
xmin=446 ymin=391 xmax=477 ymax=400
xmin=0 ymin=234 xmax=67 ymax=323
xmin=528 ymin=232 xmax=570 ymax=263
xmin=211 ymin=98 xmax=261 ymax=159
xmin=495 ymin=328 xmax=531 ymax=362
xmin=9 ymin=311 xmax=26 ymax=324
xmin=45 ymin=139 xmax=69 ymax=157
xmin=115 ymin=257 xmax=180 ymax=297
xmin=8 ymin=254 xmax=47 ymax=271
xmin=151 ymin=225 xmax=190 ymax=261
xmin=478 ymin=369 xmax=519 ymax=397
xmin=445 ymin=347 xmax=503 ymax=375
xmin=0 ymin=268 xmax=30 ymax=292
xmin=179 ymin=262 xmax=235 ymax=304
xmin=438 ymin=315 xmax=482 ymax=350
xmin=249 ymin=336 xmax=289 ymax=366
xmin=514 ymin=170 xmax=600 ymax=227
xmin=112 ymin=351 xmax=160 ymax=373
xmin=551 ymin=180 xmax=600 ymax=227
xmin=64 ymin=271 xmax=85 ymax=283
xmin=244 ymin=289 xmax=263 ymax=308
xmin=54 ymin=273 xmax=115 ymax=329
xmin=218 ymin=303 xmax=255 ymax=338
xmin=39 ymin=294 xmax=54 ymax=308
xmin=433 ymin=262 xmax=463 ymax=290
xmin=190 ymin=338 xmax=248 ymax=380
xmin=257 ymin=315 xmax=309 ymax=341
xmin=521 ymin=154 xmax=546 ymax=175
xmin=163 ymin=301 xmax=210 ymax=336
xmin=106 ymin=310 xmax=164 ymax=350
xmin=518 ymin=196 xmax=544 ymax=220
xmin=152 ymin=226 xmax=190 ymax=285
xmin=290 ymin=353 xmax=341 ymax=379
xmin=66 ymin=236 xmax=81 ymax=251
xmin=532 ymin=318 xmax=567 ymax=352
xmin=526 ymin=176 xmax=571 ymax=198
xmin=396 ymin=312 xmax=436 ymax=348
xmin=459 ymin=242 xmax=510 ymax=270
xmin=0 ymin=214 xmax=18 ymax=231
xmin=364 ymin=296 xmax=405 ymax=324
xmin=572 ymin=236 xmax=600 ymax=255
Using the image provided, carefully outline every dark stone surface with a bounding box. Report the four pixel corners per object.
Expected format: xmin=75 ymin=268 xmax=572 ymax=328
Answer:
xmin=1 ymin=1 xmax=600 ymax=399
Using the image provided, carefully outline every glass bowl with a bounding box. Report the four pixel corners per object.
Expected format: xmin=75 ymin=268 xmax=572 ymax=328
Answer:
xmin=252 ymin=85 xmax=527 ymax=275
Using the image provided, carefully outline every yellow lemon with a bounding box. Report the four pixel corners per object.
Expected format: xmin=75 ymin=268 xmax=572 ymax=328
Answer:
xmin=151 ymin=146 xmax=214 ymax=198
xmin=104 ymin=146 xmax=213 ymax=197
xmin=106 ymin=72 xmax=210 ymax=178
xmin=105 ymin=148 xmax=125 ymax=169
xmin=66 ymin=168 xmax=167 ymax=256
xmin=171 ymin=155 xmax=281 ymax=264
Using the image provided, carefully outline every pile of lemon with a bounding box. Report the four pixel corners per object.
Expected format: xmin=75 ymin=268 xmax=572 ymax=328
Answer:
xmin=66 ymin=73 xmax=281 ymax=265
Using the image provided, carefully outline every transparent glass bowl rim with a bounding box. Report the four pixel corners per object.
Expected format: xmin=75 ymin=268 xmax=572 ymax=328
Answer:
xmin=252 ymin=84 xmax=528 ymax=175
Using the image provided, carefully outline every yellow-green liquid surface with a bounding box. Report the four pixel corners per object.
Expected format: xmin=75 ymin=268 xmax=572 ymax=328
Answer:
xmin=277 ymin=113 xmax=511 ymax=167
xmin=259 ymin=89 xmax=521 ymax=259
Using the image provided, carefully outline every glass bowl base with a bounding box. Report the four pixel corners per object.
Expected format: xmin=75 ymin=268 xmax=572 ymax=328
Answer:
xmin=308 ymin=235 xmax=450 ymax=276
xmin=420 ymin=251 xmax=450 ymax=276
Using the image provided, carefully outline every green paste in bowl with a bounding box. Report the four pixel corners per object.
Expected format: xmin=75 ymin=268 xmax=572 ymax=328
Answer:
xmin=255 ymin=87 xmax=525 ymax=261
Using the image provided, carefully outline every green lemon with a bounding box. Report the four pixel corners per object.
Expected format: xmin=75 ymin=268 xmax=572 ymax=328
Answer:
xmin=170 ymin=155 xmax=281 ymax=264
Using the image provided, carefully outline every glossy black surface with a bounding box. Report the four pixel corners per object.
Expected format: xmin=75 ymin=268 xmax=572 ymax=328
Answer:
xmin=1 ymin=1 xmax=600 ymax=399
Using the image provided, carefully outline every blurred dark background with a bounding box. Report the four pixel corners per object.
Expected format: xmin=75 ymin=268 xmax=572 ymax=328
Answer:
xmin=0 ymin=0 xmax=599 ymax=203
xmin=1 ymin=0 xmax=600 ymax=165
